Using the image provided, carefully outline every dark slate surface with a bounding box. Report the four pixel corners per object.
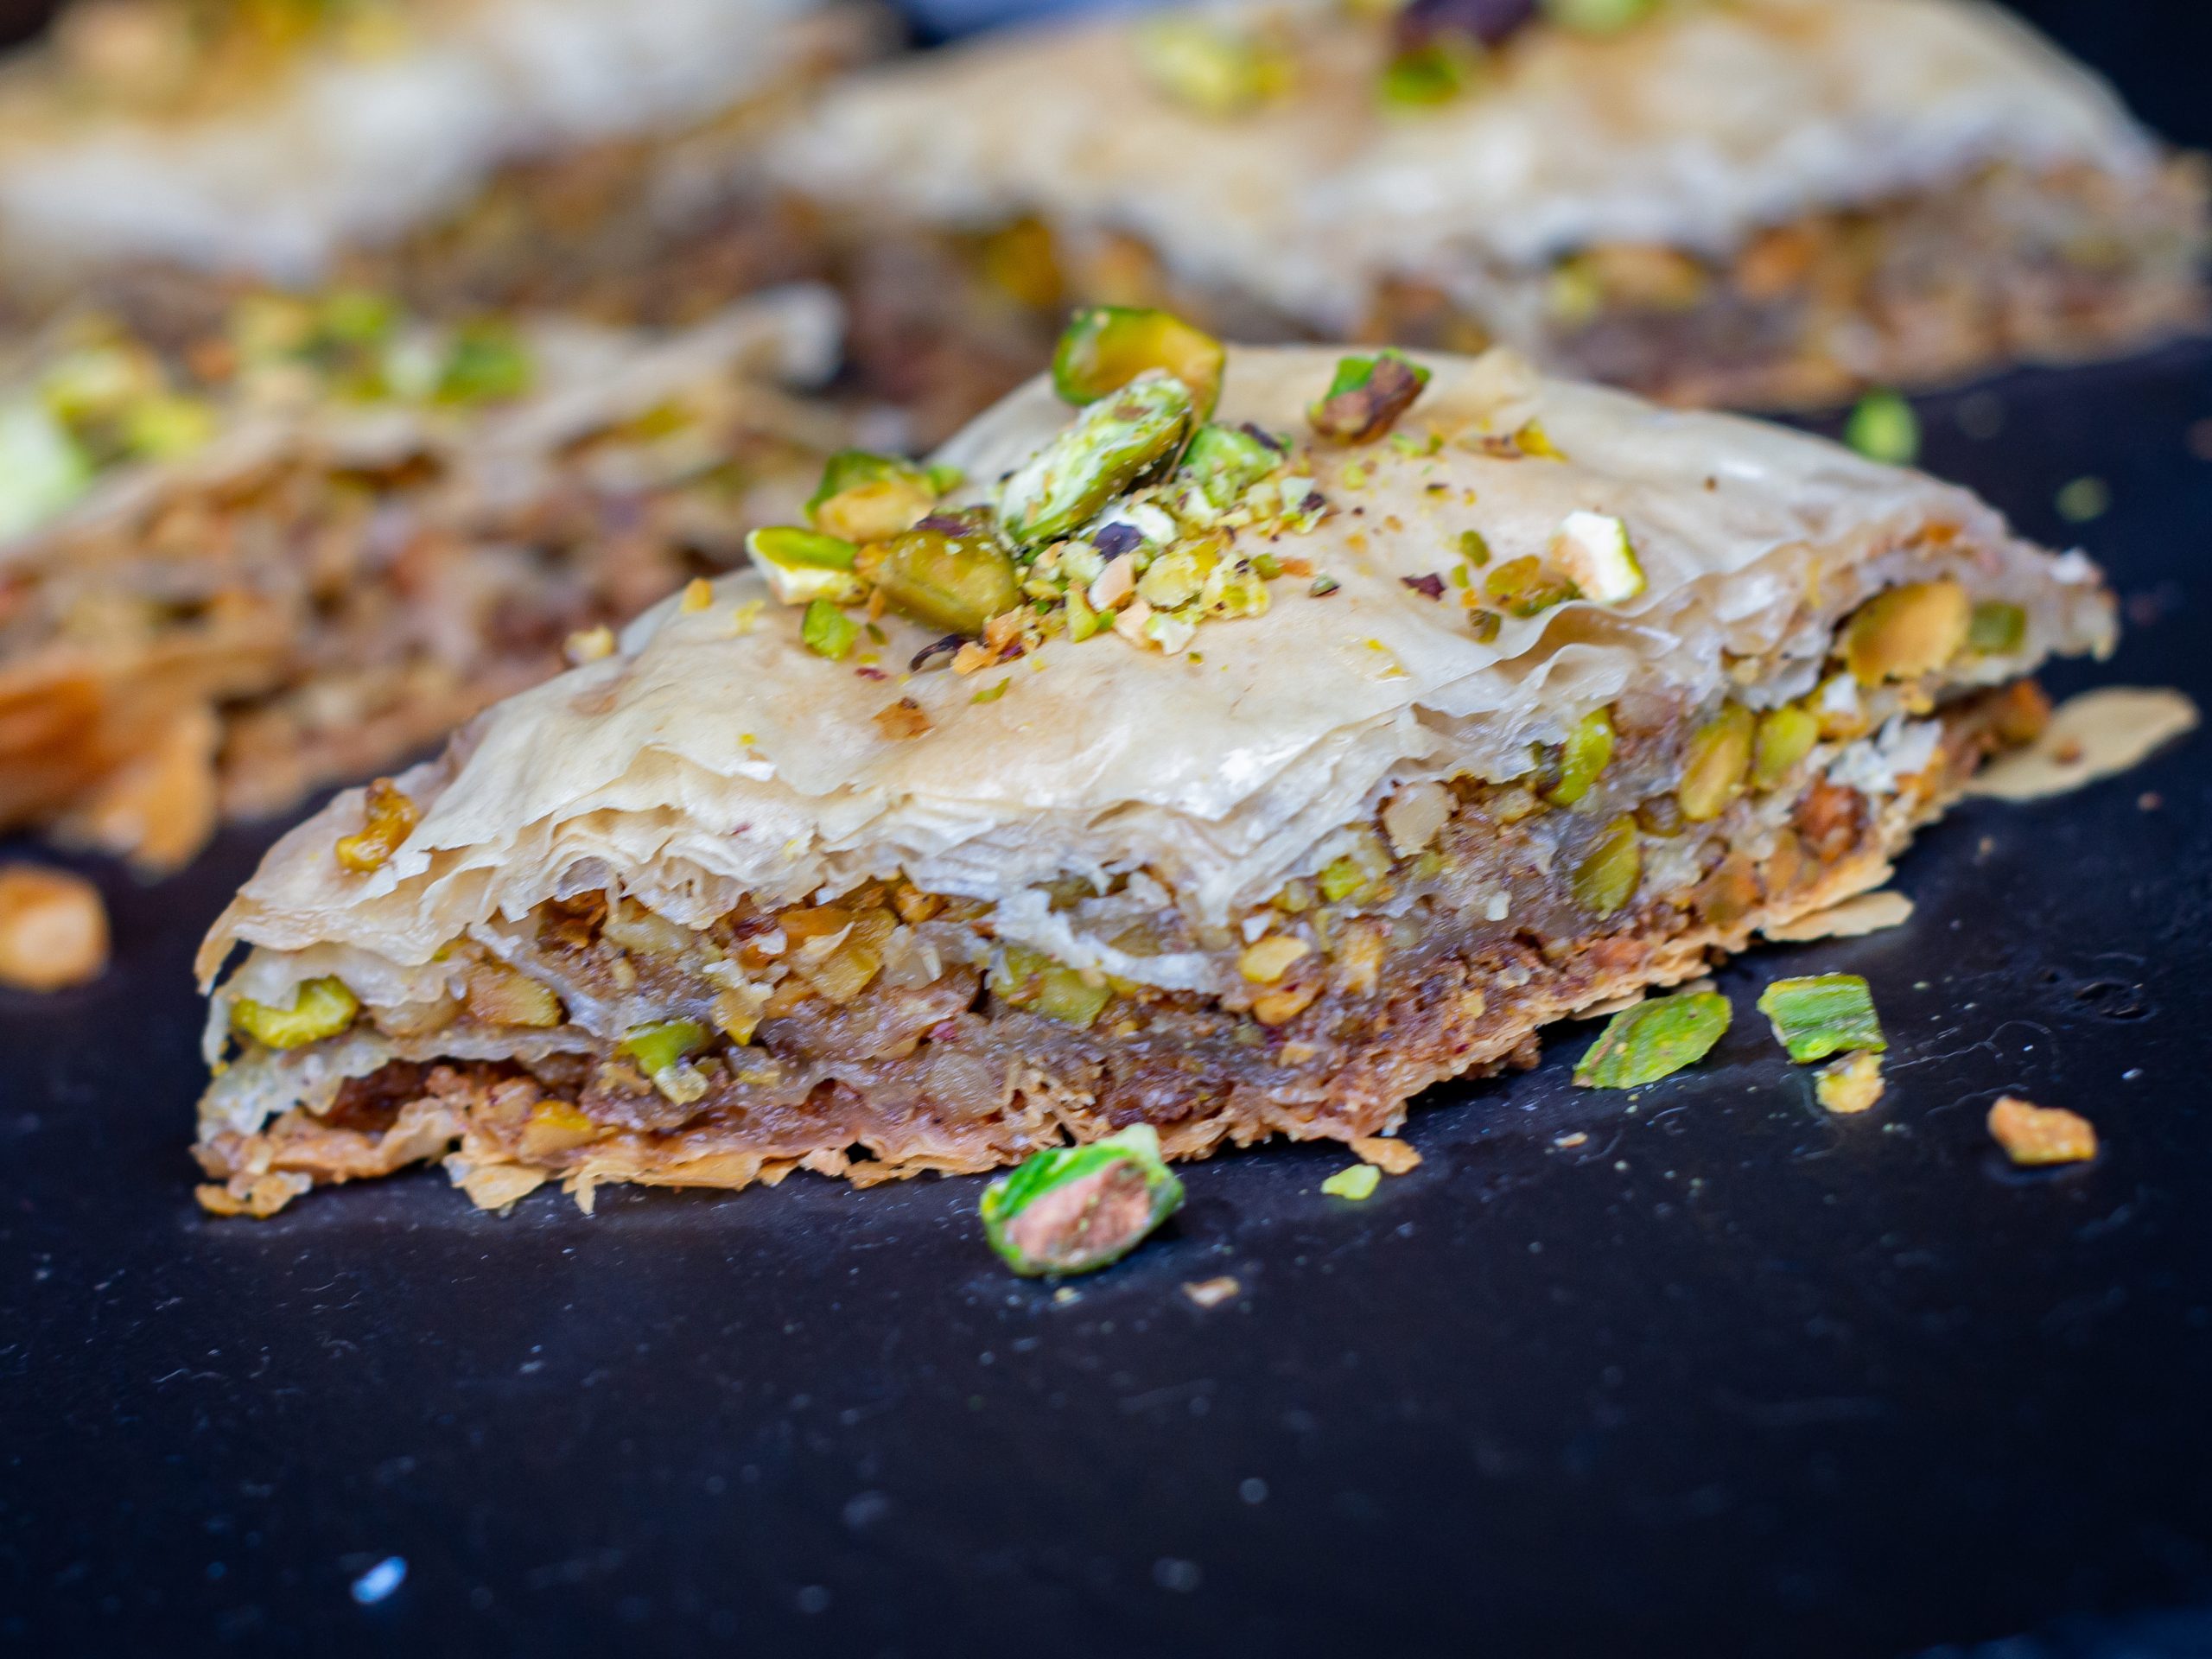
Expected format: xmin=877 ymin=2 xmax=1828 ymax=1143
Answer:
xmin=7 ymin=3 xmax=2212 ymax=1654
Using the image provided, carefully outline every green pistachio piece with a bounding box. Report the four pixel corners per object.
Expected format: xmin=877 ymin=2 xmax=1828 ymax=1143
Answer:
xmin=231 ymin=976 xmax=359 ymax=1050
xmin=1052 ymin=308 xmax=1224 ymax=418
xmin=1482 ymin=555 xmax=1577 ymax=617
xmin=1542 ymin=707 xmax=1616 ymax=806
xmin=992 ymin=944 xmax=1114 ymax=1027
xmin=1842 ymin=390 xmax=1920 ymax=466
xmin=124 ymin=393 xmax=217 ymax=461
xmin=1677 ymin=702 xmax=1755 ymax=822
xmin=1135 ymin=15 xmax=1291 ymax=118
xmin=1751 ymin=704 xmax=1821 ymax=791
xmin=746 ymin=524 xmax=865 ymax=606
xmin=435 ymin=321 xmax=532 ymax=404
xmin=800 ymin=598 xmax=860 ymax=660
xmin=1573 ymin=991 xmax=1732 ymax=1089
xmin=1379 ymin=36 xmax=1481 ymax=108
xmin=318 ymin=289 xmax=397 ymax=344
xmin=0 ymin=397 xmax=92 ymax=537
xmin=1000 ymin=372 xmax=1195 ymax=548
xmin=1967 ymin=600 xmax=2027 ymax=655
xmin=1308 ymin=350 xmax=1431 ymax=442
xmin=980 ymin=1123 xmax=1184 ymax=1275
xmin=618 ymin=1018 xmax=711 ymax=1078
xmin=1180 ymin=422 xmax=1280 ymax=504
xmin=1541 ymin=0 xmax=1659 ymax=34
xmin=1757 ymin=974 xmax=1886 ymax=1064
xmin=856 ymin=526 xmax=1020 ymax=637
xmin=1570 ymin=815 xmax=1642 ymax=914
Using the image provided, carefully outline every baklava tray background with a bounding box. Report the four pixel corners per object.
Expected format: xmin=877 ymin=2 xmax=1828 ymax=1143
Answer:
xmin=10 ymin=2 xmax=2212 ymax=1656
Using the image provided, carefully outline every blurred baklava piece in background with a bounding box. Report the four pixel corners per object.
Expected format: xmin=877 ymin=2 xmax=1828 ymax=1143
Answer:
xmin=777 ymin=0 xmax=2207 ymax=436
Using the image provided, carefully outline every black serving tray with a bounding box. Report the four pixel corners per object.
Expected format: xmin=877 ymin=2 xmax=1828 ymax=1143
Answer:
xmin=10 ymin=3 xmax=2212 ymax=1654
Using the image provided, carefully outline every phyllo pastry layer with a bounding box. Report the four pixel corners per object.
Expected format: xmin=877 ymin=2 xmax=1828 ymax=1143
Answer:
xmin=192 ymin=337 xmax=2112 ymax=1217
xmin=0 ymin=285 xmax=841 ymax=871
xmin=776 ymin=0 xmax=2206 ymax=435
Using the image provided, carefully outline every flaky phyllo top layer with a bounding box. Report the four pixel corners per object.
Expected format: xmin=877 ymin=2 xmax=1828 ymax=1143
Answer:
xmin=774 ymin=0 xmax=2157 ymax=328
xmin=199 ymin=342 xmax=2112 ymax=1088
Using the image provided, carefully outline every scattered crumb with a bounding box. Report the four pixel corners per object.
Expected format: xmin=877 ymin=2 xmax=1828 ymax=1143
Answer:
xmin=1052 ymin=1286 xmax=1080 ymax=1306
xmin=1554 ymin=1131 xmax=1588 ymax=1149
xmin=1350 ymin=1136 xmax=1421 ymax=1175
xmin=679 ymin=577 xmax=714 ymax=613
xmin=1967 ymin=687 xmax=2198 ymax=801
xmin=1986 ymin=1095 xmax=2097 ymax=1166
xmin=195 ymin=1170 xmax=311 ymax=1219
xmin=1815 ymin=1051 xmax=1885 ymax=1115
xmin=1182 ymin=1275 xmax=1241 ymax=1309
xmin=564 ymin=624 xmax=616 ymax=664
xmin=1762 ymin=889 xmax=1914 ymax=943
xmin=0 ymin=866 xmax=109 ymax=991
xmin=2055 ymin=475 xmax=2110 ymax=522
xmin=2139 ymin=791 xmax=2163 ymax=811
xmin=871 ymin=697 xmax=931 ymax=740
xmin=1320 ymin=1163 xmax=1381 ymax=1201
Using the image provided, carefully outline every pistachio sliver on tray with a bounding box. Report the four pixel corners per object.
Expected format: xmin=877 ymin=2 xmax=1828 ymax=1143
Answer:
xmin=1758 ymin=974 xmax=1886 ymax=1064
xmin=981 ymin=1126 xmax=1185 ymax=1275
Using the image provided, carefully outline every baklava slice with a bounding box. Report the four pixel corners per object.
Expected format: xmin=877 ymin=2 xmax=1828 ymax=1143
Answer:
xmin=192 ymin=325 xmax=2112 ymax=1218
xmin=776 ymin=0 xmax=2206 ymax=436
xmin=0 ymin=283 xmax=842 ymax=871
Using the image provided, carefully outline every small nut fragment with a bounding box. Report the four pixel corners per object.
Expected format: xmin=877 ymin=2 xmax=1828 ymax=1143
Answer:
xmin=334 ymin=777 xmax=420 ymax=874
xmin=872 ymin=697 xmax=932 ymax=741
xmin=1381 ymin=780 xmax=1452 ymax=855
xmin=1987 ymin=1096 xmax=2097 ymax=1166
xmin=1815 ymin=1051 xmax=1885 ymax=1115
xmin=0 ymin=865 xmax=108 ymax=991
xmin=1350 ymin=1136 xmax=1421 ymax=1175
xmin=1237 ymin=935 xmax=1311 ymax=984
xmin=1840 ymin=579 xmax=1970 ymax=686
xmin=1182 ymin=1274 xmax=1242 ymax=1308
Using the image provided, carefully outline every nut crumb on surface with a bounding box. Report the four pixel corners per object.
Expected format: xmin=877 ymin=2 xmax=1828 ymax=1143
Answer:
xmin=1182 ymin=1275 xmax=1241 ymax=1309
xmin=872 ymin=697 xmax=931 ymax=740
xmin=1554 ymin=1131 xmax=1588 ymax=1148
xmin=1815 ymin=1050 xmax=1885 ymax=1115
xmin=1987 ymin=1095 xmax=2097 ymax=1166
xmin=0 ymin=865 xmax=109 ymax=991
xmin=1350 ymin=1135 xmax=1421 ymax=1175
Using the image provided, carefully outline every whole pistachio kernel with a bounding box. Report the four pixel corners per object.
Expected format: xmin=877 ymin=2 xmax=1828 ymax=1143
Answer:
xmin=1052 ymin=306 xmax=1225 ymax=418
xmin=1677 ymin=702 xmax=1755 ymax=822
xmin=1000 ymin=371 xmax=1195 ymax=548
xmin=1840 ymin=579 xmax=1970 ymax=685
xmin=980 ymin=1122 xmax=1185 ymax=1276
xmin=855 ymin=526 xmax=1020 ymax=638
xmin=1309 ymin=350 xmax=1431 ymax=442
xmin=1842 ymin=389 xmax=1920 ymax=466
xmin=231 ymin=976 xmax=359 ymax=1050
xmin=1751 ymin=704 xmax=1821 ymax=791
xmin=1542 ymin=707 xmax=1616 ymax=806
xmin=811 ymin=469 xmax=937 ymax=546
xmin=1571 ymin=815 xmax=1642 ymax=914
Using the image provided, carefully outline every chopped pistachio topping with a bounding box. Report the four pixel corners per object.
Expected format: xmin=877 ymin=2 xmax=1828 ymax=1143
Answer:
xmin=801 ymin=598 xmax=860 ymax=660
xmin=1002 ymin=371 xmax=1194 ymax=547
xmin=1543 ymin=707 xmax=1616 ymax=805
xmin=857 ymin=525 xmax=1020 ymax=636
xmin=435 ymin=320 xmax=533 ymax=404
xmin=1320 ymin=1162 xmax=1382 ymax=1201
xmin=1379 ymin=35 xmax=1481 ymax=108
xmin=1758 ymin=974 xmax=1886 ymax=1064
xmin=1309 ymin=351 xmax=1432 ymax=442
xmin=1483 ymin=554 xmax=1577 ymax=617
xmin=746 ymin=525 xmax=865 ymax=607
xmin=1573 ymin=991 xmax=1732 ymax=1089
xmin=1843 ymin=390 xmax=1920 ymax=466
xmin=1541 ymin=0 xmax=1659 ymax=33
xmin=1052 ymin=307 xmax=1225 ymax=419
xmin=231 ymin=976 xmax=359 ymax=1050
xmin=1549 ymin=511 xmax=1645 ymax=605
xmin=981 ymin=1123 xmax=1184 ymax=1275
xmin=1135 ymin=14 xmax=1294 ymax=118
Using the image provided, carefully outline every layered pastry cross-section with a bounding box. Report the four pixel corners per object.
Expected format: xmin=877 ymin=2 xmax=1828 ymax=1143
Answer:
xmin=0 ymin=283 xmax=842 ymax=871
xmin=777 ymin=0 xmax=2207 ymax=434
xmin=191 ymin=334 xmax=2112 ymax=1217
